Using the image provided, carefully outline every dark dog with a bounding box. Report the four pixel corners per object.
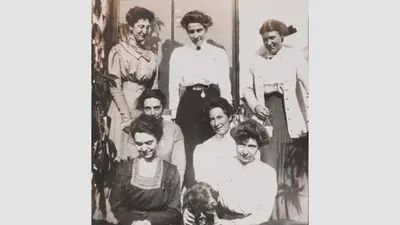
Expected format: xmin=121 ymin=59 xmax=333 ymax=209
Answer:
xmin=182 ymin=182 xmax=220 ymax=225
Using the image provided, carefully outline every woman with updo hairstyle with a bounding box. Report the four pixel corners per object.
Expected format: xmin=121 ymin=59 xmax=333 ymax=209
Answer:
xmin=192 ymin=97 xmax=236 ymax=187
xmin=107 ymin=6 xmax=159 ymax=161
xmin=184 ymin=119 xmax=277 ymax=225
xmin=179 ymin=10 xmax=214 ymax=30
xmin=242 ymin=19 xmax=309 ymax=222
xmin=169 ymin=10 xmax=232 ymax=190
xmin=109 ymin=114 xmax=182 ymax=225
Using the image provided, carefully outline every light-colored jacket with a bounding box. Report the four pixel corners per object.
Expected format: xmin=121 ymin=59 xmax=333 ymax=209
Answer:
xmin=242 ymin=45 xmax=309 ymax=138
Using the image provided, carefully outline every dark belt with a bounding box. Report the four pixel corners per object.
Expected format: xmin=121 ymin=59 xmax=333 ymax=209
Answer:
xmin=126 ymin=73 xmax=152 ymax=86
xmin=186 ymin=84 xmax=212 ymax=91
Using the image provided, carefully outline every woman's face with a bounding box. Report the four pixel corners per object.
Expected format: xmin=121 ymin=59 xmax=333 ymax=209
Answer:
xmin=134 ymin=132 xmax=158 ymax=160
xmin=209 ymin=107 xmax=231 ymax=136
xmin=130 ymin=19 xmax=151 ymax=43
xmin=143 ymin=98 xmax=163 ymax=120
xmin=187 ymin=23 xmax=206 ymax=46
xmin=236 ymin=138 xmax=259 ymax=164
xmin=261 ymin=30 xmax=283 ymax=55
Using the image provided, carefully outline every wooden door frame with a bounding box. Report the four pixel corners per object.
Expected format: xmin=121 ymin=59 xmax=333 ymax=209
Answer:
xmin=232 ymin=0 xmax=240 ymax=109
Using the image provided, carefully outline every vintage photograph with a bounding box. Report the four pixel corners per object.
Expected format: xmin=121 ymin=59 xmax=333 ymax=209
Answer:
xmin=91 ymin=0 xmax=309 ymax=225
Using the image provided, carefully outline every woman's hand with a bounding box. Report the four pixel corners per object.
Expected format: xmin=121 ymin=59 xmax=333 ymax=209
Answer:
xmin=183 ymin=208 xmax=195 ymax=225
xmin=121 ymin=118 xmax=133 ymax=134
xmin=254 ymin=105 xmax=270 ymax=120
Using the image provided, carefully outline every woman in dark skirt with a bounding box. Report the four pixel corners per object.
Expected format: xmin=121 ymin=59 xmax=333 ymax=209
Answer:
xmin=242 ymin=19 xmax=309 ymax=223
xmin=168 ymin=10 xmax=232 ymax=189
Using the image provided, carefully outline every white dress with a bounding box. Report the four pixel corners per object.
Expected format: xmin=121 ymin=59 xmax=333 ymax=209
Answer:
xmin=215 ymin=158 xmax=277 ymax=225
xmin=193 ymin=129 xmax=260 ymax=187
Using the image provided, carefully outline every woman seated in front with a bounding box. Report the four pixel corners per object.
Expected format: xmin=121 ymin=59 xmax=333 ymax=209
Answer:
xmin=184 ymin=119 xmax=277 ymax=225
xmin=192 ymin=97 xmax=236 ymax=187
xmin=193 ymin=97 xmax=260 ymax=187
xmin=109 ymin=114 xmax=182 ymax=225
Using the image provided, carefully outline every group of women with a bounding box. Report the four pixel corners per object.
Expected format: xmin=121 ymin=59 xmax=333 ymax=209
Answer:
xmin=98 ymin=5 xmax=309 ymax=225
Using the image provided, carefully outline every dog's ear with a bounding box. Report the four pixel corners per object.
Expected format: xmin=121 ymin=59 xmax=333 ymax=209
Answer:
xmin=210 ymin=188 xmax=219 ymax=202
xmin=182 ymin=188 xmax=193 ymax=209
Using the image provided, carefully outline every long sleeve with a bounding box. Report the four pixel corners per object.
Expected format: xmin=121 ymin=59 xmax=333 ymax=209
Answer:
xmin=170 ymin=126 xmax=186 ymax=189
xmin=109 ymin=162 xmax=146 ymax=225
xmin=108 ymin=46 xmax=132 ymax=121
xmin=168 ymin=49 xmax=182 ymax=119
xmin=242 ymin=61 xmax=262 ymax=112
xmin=192 ymin=145 xmax=204 ymax=183
xmin=151 ymin=61 xmax=159 ymax=89
xmin=231 ymin=170 xmax=278 ymax=225
xmin=217 ymin=50 xmax=232 ymax=105
xmin=296 ymin=50 xmax=309 ymax=95
xmin=145 ymin=169 xmax=182 ymax=225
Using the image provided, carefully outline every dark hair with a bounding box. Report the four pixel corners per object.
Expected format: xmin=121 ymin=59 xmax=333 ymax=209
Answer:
xmin=230 ymin=119 xmax=269 ymax=147
xmin=126 ymin=6 xmax=155 ymax=27
xmin=183 ymin=182 xmax=219 ymax=225
xmin=259 ymin=19 xmax=289 ymax=37
xmin=129 ymin=114 xmax=163 ymax=142
xmin=180 ymin=10 xmax=213 ymax=31
xmin=206 ymin=97 xmax=233 ymax=118
xmin=136 ymin=89 xmax=167 ymax=110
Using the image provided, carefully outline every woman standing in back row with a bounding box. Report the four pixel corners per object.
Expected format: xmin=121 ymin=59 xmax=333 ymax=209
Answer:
xmin=242 ymin=19 xmax=309 ymax=223
xmin=107 ymin=6 xmax=159 ymax=161
xmin=169 ymin=10 xmax=232 ymax=189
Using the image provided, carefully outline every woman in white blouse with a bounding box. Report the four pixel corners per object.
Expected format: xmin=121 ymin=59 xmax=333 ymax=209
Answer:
xmin=193 ymin=97 xmax=260 ymax=188
xmin=169 ymin=10 xmax=232 ymax=189
xmin=184 ymin=119 xmax=277 ymax=225
xmin=242 ymin=19 xmax=309 ymax=222
xmin=192 ymin=97 xmax=236 ymax=188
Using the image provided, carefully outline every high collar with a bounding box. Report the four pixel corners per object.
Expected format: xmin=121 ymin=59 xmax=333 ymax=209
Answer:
xmin=214 ymin=128 xmax=232 ymax=141
xmin=257 ymin=44 xmax=291 ymax=60
xmin=128 ymin=38 xmax=145 ymax=50
xmin=189 ymin=40 xmax=209 ymax=51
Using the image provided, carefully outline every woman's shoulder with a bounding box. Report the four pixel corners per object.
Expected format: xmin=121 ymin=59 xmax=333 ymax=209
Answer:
xmin=257 ymin=160 xmax=277 ymax=177
xmin=207 ymin=43 xmax=227 ymax=53
xmin=171 ymin=45 xmax=188 ymax=55
xmin=161 ymin=159 xmax=180 ymax=182
xmin=162 ymin=159 xmax=178 ymax=172
xmin=114 ymin=158 xmax=134 ymax=175
xmin=281 ymin=45 xmax=306 ymax=60
xmin=162 ymin=119 xmax=182 ymax=132
xmin=110 ymin=42 xmax=125 ymax=53
xmin=108 ymin=42 xmax=130 ymax=60
xmin=193 ymin=136 xmax=216 ymax=154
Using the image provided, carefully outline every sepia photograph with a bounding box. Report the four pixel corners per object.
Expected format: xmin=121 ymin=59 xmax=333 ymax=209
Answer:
xmin=3 ymin=0 xmax=400 ymax=225
xmin=91 ymin=0 xmax=309 ymax=224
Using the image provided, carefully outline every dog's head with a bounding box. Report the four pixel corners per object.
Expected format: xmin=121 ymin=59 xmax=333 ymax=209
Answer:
xmin=183 ymin=182 xmax=219 ymax=225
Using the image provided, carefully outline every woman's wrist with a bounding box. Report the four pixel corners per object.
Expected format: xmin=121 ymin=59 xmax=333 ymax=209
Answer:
xmin=121 ymin=112 xmax=132 ymax=122
xmin=169 ymin=109 xmax=177 ymax=120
